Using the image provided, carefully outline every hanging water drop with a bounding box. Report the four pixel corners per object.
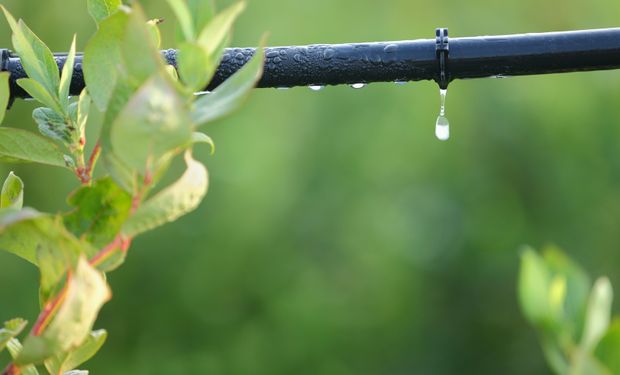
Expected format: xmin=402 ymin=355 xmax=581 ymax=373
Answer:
xmin=351 ymin=83 xmax=367 ymax=89
xmin=276 ymin=87 xmax=291 ymax=90
xmin=394 ymin=80 xmax=407 ymax=86
xmin=309 ymin=85 xmax=325 ymax=91
xmin=435 ymin=89 xmax=450 ymax=141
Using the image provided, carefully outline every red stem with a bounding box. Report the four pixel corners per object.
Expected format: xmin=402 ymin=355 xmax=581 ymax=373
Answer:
xmin=1 ymin=364 xmax=19 ymax=375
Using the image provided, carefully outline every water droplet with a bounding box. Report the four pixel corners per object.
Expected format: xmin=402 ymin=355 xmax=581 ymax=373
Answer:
xmin=435 ymin=116 xmax=450 ymax=141
xmin=276 ymin=87 xmax=290 ymax=90
xmin=384 ymin=44 xmax=399 ymax=53
xmin=435 ymin=89 xmax=449 ymax=141
xmin=309 ymin=85 xmax=325 ymax=91
xmin=394 ymin=80 xmax=407 ymax=86
xmin=323 ymin=49 xmax=335 ymax=60
xmin=351 ymin=83 xmax=367 ymax=89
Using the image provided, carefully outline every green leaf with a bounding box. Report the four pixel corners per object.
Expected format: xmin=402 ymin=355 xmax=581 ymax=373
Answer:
xmin=1 ymin=172 xmax=24 ymax=210
xmin=178 ymin=42 xmax=213 ymax=92
xmin=87 ymin=0 xmax=122 ymax=25
xmin=0 ymin=318 xmax=27 ymax=353
xmin=64 ymin=177 xmax=132 ymax=248
xmin=0 ymin=127 xmax=68 ymax=168
xmin=110 ymin=74 xmax=193 ymax=172
xmin=83 ymin=10 xmax=128 ymax=111
xmin=197 ymin=1 xmax=245 ymax=55
xmin=73 ymin=90 xmax=91 ymax=141
xmin=166 ymin=0 xmax=195 ymax=41
xmin=187 ymin=0 xmax=215 ymax=33
xmin=33 ymin=107 xmax=72 ymax=143
xmin=122 ymin=151 xmax=208 ymax=237
xmin=581 ymin=277 xmax=613 ymax=352
xmin=543 ymin=246 xmax=591 ymax=341
xmin=17 ymin=257 xmax=111 ymax=365
xmin=120 ymin=4 xmax=167 ymax=88
xmin=191 ymin=132 xmax=215 ymax=154
xmin=59 ymin=35 xmax=77 ymax=110
xmin=191 ymin=39 xmax=265 ymax=126
xmin=1 ymin=6 xmax=59 ymax=98
xmin=146 ymin=18 xmax=163 ymax=49
xmin=17 ymin=78 xmax=63 ymax=114
xmin=0 ymin=72 xmax=10 ymax=124
xmin=6 ymin=339 xmax=39 ymax=375
xmin=595 ymin=319 xmax=620 ymax=373
xmin=45 ymin=330 xmax=107 ymax=375
xmin=518 ymin=247 xmax=551 ymax=325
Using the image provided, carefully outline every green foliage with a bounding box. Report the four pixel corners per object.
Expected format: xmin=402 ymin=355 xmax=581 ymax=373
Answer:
xmin=519 ymin=246 xmax=620 ymax=374
xmin=0 ymin=319 xmax=27 ymax=353
xmin=87 ymin=0 xmax=121 ymax=25
xmin=0 ymin=0 xmax=263 ymax=372
xmin=1 ymin=172 xmax=24 ymax=210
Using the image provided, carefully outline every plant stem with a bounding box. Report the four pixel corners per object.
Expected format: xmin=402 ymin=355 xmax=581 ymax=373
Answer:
xmin=1 ymin=363 xmax=19 ymax=375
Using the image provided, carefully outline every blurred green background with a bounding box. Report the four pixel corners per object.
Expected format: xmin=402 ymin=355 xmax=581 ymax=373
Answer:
xmin=1 ymin=0 xmax=620 ymax=373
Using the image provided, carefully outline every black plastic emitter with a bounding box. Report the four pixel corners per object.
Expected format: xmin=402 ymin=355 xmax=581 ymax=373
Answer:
xmin=2 ymin=27 xmax=620 ymax=100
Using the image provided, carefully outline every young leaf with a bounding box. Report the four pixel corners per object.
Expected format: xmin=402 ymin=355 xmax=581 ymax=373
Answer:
xmin=581 ymin=277 xmax=613 ymax=351
xmin=45 ymin=330 xmax=107 ymax=375
xmin=191 ymin=39 xmax=265 ymax=126
xmin=17 ymin=78 xmax=63 ymax=114
xmin=64 ymin=177 xmax=132 ymax=248
xmin=87 ymin=0 xmax=122 ymax=25
xmin=0 ymin=127 xmax=68 ymax=168
xmin=518 ymin=247 xmax=551 ymax=325
xmin=197 ymin=1 xmax=246 ymax=55
xmin=1 ymin=172 xmax=24 ymax=210
xmin=83 ymin=11 xmax=129 ymax=111
xmin=166 ymin=0 xmax=195 ymax=41
xmin=191 ymin=132 xmax=215 ymax=154
xmin=178 ymin=41 xmax=213 ymax=92
xmin=110 ymin=74 xmax=193 ymax=172
xmin=1 ymin=6 xmax=59 ymax=97
xmin=33 ymin=107 xmax=72 ymax=143
xmin=0 ymin=318 xmax=28 ymax=352
xmin=122 ymin=152 xmax=208 ymax=237
xmin=59 ymin=35 xmax=77 ymax=110
xmin=17 ymin=257 xmax=111 ymax=365
xmin=0 ymin=72 xmax=10 ymax=124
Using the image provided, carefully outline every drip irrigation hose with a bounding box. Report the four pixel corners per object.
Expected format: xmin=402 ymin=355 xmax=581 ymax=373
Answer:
xmin=2 ymin=27 xmax=620 ymax=100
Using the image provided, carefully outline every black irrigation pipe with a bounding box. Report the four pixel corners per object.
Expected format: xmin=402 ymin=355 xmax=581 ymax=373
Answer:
xmin=2 ymin=27 xmax=620 ymax=100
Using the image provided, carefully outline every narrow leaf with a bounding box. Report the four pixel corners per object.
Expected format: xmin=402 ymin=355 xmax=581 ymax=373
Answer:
xmin=582 ymin=277 xmax=613 ymax=351
xmin=1 ymin=7 xmax=59 ymax=97
xmin=122 ymin=152 xmax=208 ymax=237
xmin=0 ymin=127 xmax=68 ymax=168
xmin=197 ymin=1 xmax=245 ymax=55
xmin=0 ymin=72 xmax=10 ymax=124
xmin=17 ymin=78 xmax=63 ymax=114
xmin=1 ymin=172 xmax=24 ymax=210
xmin=166 ymin=0 xmax=195 ymax=41
xmin=191 ymin=38 xmax=265 ymax=126
xmin=187 ymin=0 xmax=215 ymax=33
xmin=59 ymin=35 xmax=77 ymax=110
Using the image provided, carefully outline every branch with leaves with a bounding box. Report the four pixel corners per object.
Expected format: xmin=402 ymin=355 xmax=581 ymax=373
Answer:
xmin=519 ymin=246 xmax=620 ymax=374
xmin=0 ymin=0 xmax=264 ymax=373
